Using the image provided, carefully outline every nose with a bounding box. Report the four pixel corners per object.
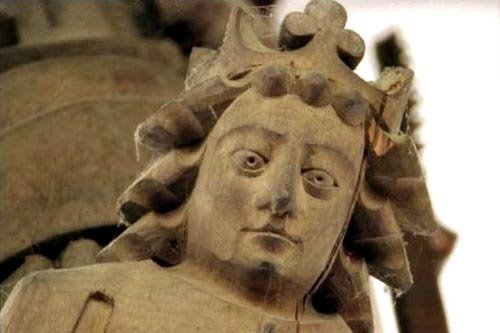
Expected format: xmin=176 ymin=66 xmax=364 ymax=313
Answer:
xmin=271 ymin=189 xmax=295 ymax=218
xmin=254 ymin=176 xmax=297 ymax=219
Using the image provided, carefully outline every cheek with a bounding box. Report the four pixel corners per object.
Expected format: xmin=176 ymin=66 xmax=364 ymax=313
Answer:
xmin=291 ymin=191 xmax=354 ymax=278
xmin=205 ymin=161 xmax=256 ymax=227
xmin=296 ymin=191 xmax=353 ymax=244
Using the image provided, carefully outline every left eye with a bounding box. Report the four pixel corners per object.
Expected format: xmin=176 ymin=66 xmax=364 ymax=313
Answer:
xmin=302 ymin=169 xmax=336 ymax=188
xmin=231 ymin=150 xmax=267 ymax=176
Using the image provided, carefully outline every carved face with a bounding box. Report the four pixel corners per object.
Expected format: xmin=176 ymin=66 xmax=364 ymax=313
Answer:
xmin=187 ymin=89 xmax=365 ymax=289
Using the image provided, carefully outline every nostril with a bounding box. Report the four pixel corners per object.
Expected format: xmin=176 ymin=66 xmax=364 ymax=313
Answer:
xmin=254 ymin=189 xmax=295 ymax=217
xmin=274 ymin=196 xmax=290 ymax=213
xmin=272 ymin=190 xmax=293 ymax=217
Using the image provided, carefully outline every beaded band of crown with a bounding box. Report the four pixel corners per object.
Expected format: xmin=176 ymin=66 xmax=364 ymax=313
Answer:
xmin=136 ymin=0 xmax=416 ymax=153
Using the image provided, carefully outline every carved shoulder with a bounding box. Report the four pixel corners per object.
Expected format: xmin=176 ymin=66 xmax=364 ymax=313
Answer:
xmin=1 ymin=261 xmax=352 ymax=333
xmin=1 ymin=269 xmax=89 ymax=332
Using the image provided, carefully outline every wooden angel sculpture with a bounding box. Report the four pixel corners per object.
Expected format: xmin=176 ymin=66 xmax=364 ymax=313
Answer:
xmin=0 ymin=1 xmax=438 ymax=332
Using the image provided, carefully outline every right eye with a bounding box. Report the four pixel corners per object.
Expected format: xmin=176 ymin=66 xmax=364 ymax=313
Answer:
xmin=301 ymin=168 xmax=337 ymax=199
xmin=302 ymin=169 xmax=336 ymax=188
xmin=231 ymin=149 xmax=267 ymax=176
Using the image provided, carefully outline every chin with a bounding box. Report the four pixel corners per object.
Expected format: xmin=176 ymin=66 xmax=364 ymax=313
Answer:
xmin=237 ymin=233 xmax=303 ymax=275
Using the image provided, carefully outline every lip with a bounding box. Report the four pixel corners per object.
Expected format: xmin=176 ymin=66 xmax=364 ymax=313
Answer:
xmin=241 ymin=225 xmax=300 ymax=245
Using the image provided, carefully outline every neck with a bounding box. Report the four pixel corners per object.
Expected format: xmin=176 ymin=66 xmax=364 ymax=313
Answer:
xmin=175 ymin=254 xmax=309 ymax=318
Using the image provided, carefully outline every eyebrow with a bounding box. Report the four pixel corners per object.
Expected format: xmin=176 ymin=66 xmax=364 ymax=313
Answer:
xmin=305 ymin=143 xmax=355 ymax=170
xmin=216 ymin=125 xmax=284 ymax=146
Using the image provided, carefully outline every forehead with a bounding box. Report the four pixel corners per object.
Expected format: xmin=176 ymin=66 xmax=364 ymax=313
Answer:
xmin=210 ymin=89 xmax=365 ymax=159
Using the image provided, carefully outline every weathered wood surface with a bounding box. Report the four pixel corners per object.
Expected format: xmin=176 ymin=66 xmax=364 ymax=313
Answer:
xmin=0 ymin=0 xmax=186 ymax=308
xmin=0 ymin=1 xmax=448 ymax=332
xmin=0 ymin=43 xmax=185 ymax=263
xmin=0 ymin=255 xmax=54 ymax=307
xmin=2 ymin=261 xmax=351 ymax=333
xmin=0 ymin=0 xmax=138 ymax=46
xmin=374 ymin=32 xmax=455 ymax=333
xmin=0 ymin=1 xmax=272 ymax=306
xmin=59 ymin=239 xmax=102 ymax=269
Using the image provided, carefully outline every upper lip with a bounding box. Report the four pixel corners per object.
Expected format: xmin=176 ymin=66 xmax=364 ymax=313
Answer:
xmin=241 ymin=224 xmax=300 ymax=244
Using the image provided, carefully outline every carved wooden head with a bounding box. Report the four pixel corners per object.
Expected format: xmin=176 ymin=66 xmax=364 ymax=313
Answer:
xmin=100 ymin=1 xmax=438 ymax=331
xmin=187 ymin=86 xmax=365 ymax=289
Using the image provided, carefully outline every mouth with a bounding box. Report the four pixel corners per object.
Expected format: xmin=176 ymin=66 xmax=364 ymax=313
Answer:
xmin=241 ymin=225 xmax=300 ymax=245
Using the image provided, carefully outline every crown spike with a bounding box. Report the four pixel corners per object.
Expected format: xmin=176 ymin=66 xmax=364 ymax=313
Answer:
xmin=305 ymin=0 xmax=347 ymax=28
xmin=186 ymin=47 xmax=217 ymax=90
xmin=279 ymin=12 xmax=318 ymax=50
xmin=336 ymin=29 xmax=365 ymax=69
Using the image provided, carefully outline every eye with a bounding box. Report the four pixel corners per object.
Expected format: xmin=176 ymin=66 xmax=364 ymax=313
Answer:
xmin=302 ymin=168 xmax=337 ymax=199
xmin=302 ymin=169 xmax=336 ymax=188
xmin=231 ymin=149 xmax=267 ymax=176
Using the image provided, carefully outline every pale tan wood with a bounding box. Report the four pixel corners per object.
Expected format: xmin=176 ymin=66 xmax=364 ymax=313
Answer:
xmin=350 ymin=180 xmax=413 ymax=291
xmin=117 ymin=148 xmax=203 ymax=224
xmin=1 ymin=2 xmax=442 ymax=332
xmin=0 ymin=42 xmax=186 ymax=262
xmin=72 ymin=292 xmax=114 ymax=333
xmin=294 ymin=71 xmax=332 ymax=107
xmin=59 ymin=239 xmax=102 ymax=269
xmin=279 ymin=12 xmax=318 ymax=50
xmin=0 ymin=255 xmax=53 ymax=307
xmin=331 ymin=90 xmax=370 ymax=126
xmin=185 ymin=47 xmax=218 ymax=90
xmin=367 ymin=132 xmax=437 ymax=234
xmin=97 ymin=210 xmax=186 ymax=265
xmin=304 ymin=0 xmax=347 ymax=28
xmin=314 ymin=247 xmax=372 ymax=333
xmin=1 ymin=0 xmax=138 ymax=45
xmin=375 ymin=67 xmax=414 ymax=133
xmin=136 ymin=101 xmax=204 ymax=154
xmin=1 ymin=261 xmax=351 ymax=333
